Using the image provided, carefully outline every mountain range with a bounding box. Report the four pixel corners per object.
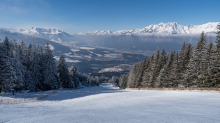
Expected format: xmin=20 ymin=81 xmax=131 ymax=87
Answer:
xmin=0 ymin=22 xmax=219 ymax=76
xmin=1 ymin=22 xmax=219 ymax=55
xmin=77 ymin=22 xmax=219 ymax=35
xmin=1 ymin=22 xmax=219 ymax=39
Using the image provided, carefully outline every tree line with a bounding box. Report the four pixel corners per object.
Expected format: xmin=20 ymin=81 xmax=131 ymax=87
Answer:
xmin=0 ymin=37 xmax=99 ymax=92
xmin=119 ymin=25 xmax=220 ymax=89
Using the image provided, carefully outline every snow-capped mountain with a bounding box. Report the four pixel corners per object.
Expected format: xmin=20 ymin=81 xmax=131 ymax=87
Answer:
xmin=78 ymin=30 xmax=112 ymax=35
xmin=7 ymin=27 xmax=71 ymax=36
xmin=1 ymin=22 xmax=219 ymax=44
xmin=77 ymin=22 xmax=219 ymax=35
xmin=2 ymin=27 xmax=74 ymax=43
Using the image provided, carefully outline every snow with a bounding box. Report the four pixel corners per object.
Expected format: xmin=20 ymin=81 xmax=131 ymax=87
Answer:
xmin=70 ymin=49 xmax=80 ymax=52
xmin=53 ymin=56 xmax=81 ymax=63
xmin=53 ymin=56 xmax=60 ymax=61
xmin=2 ymin=22 xmax=219 ymax=38
xmin=98 ymin=64 xmax=132 ymax=73
xmin=79 ymin=47 xmax=95 ymax=50
xmin=1 ymin=84 xmax=220 ymax=123
xmin=76 ymin=22 xmax=220 ymax=35
xmin=45 ymin=44 xmax=55 ymax=50
xmin=19 ymin=27 xmax=71 ymax=36
xmin=84 ymin=55 xmax=92 ymax=59
xmin=65 ymin=58 xmax=81 ymax=63
xmin=50 ymin=38 xmax=62 ymax=43
xmin=104 ymin=53 xmax=123 ymax=58
xmin=0 ymin=90 xmax=57 ymax=100
xmin=95 ymin=53 xmax=102 ymax=57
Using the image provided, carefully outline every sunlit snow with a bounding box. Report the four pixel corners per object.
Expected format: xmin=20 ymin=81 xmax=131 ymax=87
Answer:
xmin=1 ymin=84 xmax=220 ymax=123
xmin=80 ymin=47 xmax=95 ymax=50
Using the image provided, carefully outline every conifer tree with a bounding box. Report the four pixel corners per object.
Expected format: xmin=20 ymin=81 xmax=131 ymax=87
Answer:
xmin=37 ymin=46 xmax=43 ymax=89
xmin=18 ymin=41 xmax=30 ymax=89
xmin=181 ymin=43 xmax=193 ymax=87
xmin=43 ymin=43 xmax=59 ymax=90
xmin=57 ymin=55 xmax=73 ymax=88
xmin=140 ymin=57 xmax=149 ymax=87
xmin=136 ymin=57 xmax=147 ymax=87
xmin=0 ymin=42 xmax=3 ymax=91
xmin=26 ymin=44 xmax=42 ymax=91
xmin=169 ymin=51 xmax=180 ymax=87
xmin=127 ymin=65 xmax=136 ymax=88
xmin=119 ymin=74 xmax=127 ymax=88
xmin=152 ymin=49 xmax=167 ymax=87
xmin=149 ymin=49 xmax=160 ymax=87
xmin=0 ymin=37 xmax=16 ymax=91
xmin=12 ymin=41 xmax=26 ymax=89
xmin=164 ymin=51 xmax=174 ymax=87
xmin=215 ymin=24 xmax=220 ymax=51
xmin=142 ymin=55 xmax=154 ymax=87
xmin=209 ymin=24 xmax=220 ymax=87
xmin=69 ymin=64 xmax=79 ymax=87
xmin=179 ymin=41 xmax=187 ymax=72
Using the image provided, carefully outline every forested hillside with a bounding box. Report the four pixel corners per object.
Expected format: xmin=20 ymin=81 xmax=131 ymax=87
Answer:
xmin=0 ymin=37 xmax=99 ymax=93
xmin=119 ymin=25 xmax=220 ymax=89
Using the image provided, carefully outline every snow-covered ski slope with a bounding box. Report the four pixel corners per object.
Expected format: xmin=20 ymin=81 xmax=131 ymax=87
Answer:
xmin=1 ymin=84 xmax=220 ymax=123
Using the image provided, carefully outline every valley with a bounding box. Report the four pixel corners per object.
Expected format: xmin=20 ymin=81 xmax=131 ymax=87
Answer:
xmin=56 ymin=44 xmax=145 ymax=77
xmin=0 ymin=22 xmax=219 ymax=78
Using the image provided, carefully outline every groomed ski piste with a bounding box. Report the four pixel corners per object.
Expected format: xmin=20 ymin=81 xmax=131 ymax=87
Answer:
xmin=1 ymin=84 xmax=220 ymax=123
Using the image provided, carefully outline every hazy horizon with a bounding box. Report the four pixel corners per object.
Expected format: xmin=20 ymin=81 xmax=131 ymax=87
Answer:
xmin=0 ymin=0 xmax=219 ymax=34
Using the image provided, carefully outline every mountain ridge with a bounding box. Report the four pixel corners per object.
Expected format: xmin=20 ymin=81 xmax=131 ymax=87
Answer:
xmin=1 ymin=22 xmax=219 ymax=37
xmin=77 ymin=22 xmax=219 ymax=35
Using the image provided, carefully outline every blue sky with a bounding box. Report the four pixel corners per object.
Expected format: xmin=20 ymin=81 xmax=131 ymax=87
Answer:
xmin=0 ymin=0 xmax=219 ymax=33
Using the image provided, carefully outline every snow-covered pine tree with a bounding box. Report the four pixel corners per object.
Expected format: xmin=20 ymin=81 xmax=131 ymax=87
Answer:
xmin=201 ymin=40 xmax=214 ymax=87
xmin=199 ymin=42 xmax=211 ymax=87
xmin=149 ymin=49 xmax=160 ymax=87
xmin=134 ymin=62 xmax=143 ymax=88
xmin=179 ymin=41 xmax=187 ymax=72
xmin=216 ymin=24 xmax=220 ymax=51
xmin=153 ymin=49 xmax=167 ymax=87
xmin=37 ymin=46 xmax=43 ymax=89
xmin=184 ymin=46 xmax=197 ymax=88
xmin=57 ymin=55 xmax=73 ymax=88
xmin=69 ymin=64 xmax=79 ymax=87
xmin=142 ymin=55 xmax=154 ymax=87
xmin=181 ymin=43 xmax=193 ymax=87
xmin=164 ymin=51 xmax=174 ymax=87
xmin=209 ymin=24 xmax=220 ymax=87
xmin=141 ymin=58 xmax=150 ymax=87
xmin=191 ymin=32 xmax=207 ymax=87
xmin=18 ymin=42 xmax=32 ymax=90
xmin=0 ymin=42 xmax=3 ymax=91
xmin=136 ymin=57 xmax=148 ymax=88
xmin=19 ymin=41 xmax=27 ymax=56
xmin=119 ymin=74 xmax=127 ymax=88
xmin=11 ymin=40 xmax=26 ymax=90
xmin=169 ymin=51 xmax=180 ymax=87
xmin=126 ymin=64 xmax=136 ymax=88
xmin=0 ymin=37 xmax=17 ymax=91
xmin=27 ymin=44 xmax=42 ymax=91
xmin=43 ymin=43 xmax=59 ymax=90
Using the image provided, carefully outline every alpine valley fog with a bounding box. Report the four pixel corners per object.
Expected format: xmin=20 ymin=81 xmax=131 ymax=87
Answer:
xmin=0 ymin=22 xmax=219 ymax=76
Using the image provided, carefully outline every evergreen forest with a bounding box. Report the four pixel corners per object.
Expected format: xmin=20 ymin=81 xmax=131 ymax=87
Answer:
xmin=0 ymin=37 xmax=99 ymax=93
xmin=119 ymin=25 xmax=220 ymax=89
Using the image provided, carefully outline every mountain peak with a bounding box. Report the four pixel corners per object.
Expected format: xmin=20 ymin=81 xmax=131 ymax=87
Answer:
xmin=79 ymin=22 xmax=219 ymax=35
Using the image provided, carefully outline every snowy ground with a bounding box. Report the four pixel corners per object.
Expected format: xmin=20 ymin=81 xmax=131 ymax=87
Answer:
xmin=1 ymin=84 xmax=220 ymax=123
xmin=0 ymin=90 xmax=57 ymax=100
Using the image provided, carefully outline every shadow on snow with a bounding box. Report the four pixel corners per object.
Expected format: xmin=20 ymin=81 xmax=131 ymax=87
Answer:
xmin=41 ymin=84 xmax=127 ymax=101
